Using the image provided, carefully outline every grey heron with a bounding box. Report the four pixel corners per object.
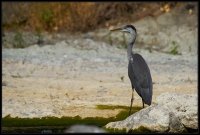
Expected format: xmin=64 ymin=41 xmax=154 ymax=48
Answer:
xmin=110 ymin=25 xmax=153 ymax=115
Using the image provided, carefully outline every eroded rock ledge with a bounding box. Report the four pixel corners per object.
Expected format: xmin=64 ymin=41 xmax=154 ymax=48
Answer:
xmin=105 ymin=92 xmax=197 ymax=133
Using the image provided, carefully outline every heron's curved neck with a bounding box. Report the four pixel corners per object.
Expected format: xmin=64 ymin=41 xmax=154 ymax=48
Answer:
xmin=127 ymin=35 xmax=136 ymax=61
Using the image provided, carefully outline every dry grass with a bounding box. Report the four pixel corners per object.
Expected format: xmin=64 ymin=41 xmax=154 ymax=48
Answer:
xmin=2 ymin=2 xmax=178 ymax=33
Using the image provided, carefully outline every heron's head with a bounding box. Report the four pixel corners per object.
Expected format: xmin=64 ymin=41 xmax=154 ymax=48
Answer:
xmin=110 ymin=25 xmax=137 ymax=42
xmin=110 ymin=24 xmax=137 ymax=35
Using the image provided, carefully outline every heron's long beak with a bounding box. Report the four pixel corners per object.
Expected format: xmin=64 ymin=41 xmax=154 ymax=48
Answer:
xmin=110 ymin=27 xmax=122 ymax=32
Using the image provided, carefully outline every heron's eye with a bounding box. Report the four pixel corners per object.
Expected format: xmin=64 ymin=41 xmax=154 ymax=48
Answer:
xmin=124 ymin=29 xmax=129 ymax=33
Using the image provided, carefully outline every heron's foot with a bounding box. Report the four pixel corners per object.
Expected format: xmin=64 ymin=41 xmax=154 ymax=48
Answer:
xmin=142 ymin=101 xmax=144 ymax=108
xmin=128 ymin=109 xmax=132 ymax=116
xmin=129 ymin=98 xmax=134 ymax=116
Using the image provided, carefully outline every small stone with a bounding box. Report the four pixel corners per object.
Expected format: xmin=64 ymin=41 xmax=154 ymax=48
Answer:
xmin=64 ymin=125 xmax=106 ymax=133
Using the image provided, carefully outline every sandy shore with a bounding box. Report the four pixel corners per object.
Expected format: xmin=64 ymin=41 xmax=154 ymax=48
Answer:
xmin=2 ymin=39 xmax=197 ymax=118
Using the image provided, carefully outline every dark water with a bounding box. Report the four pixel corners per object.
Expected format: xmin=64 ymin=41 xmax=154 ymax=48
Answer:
xmin=2 ymin=126 xmax=198 ymax=134
xmin=2 ymin=126 xmax=69 ymax=134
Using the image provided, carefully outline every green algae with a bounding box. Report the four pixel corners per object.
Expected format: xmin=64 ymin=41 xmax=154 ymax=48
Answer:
xmin=96 ymin=104 xmax=142 ymax=120
xmin=2 ymin=115 xmax=114 ymax=127
xmin=130 ymin=126 xmax=153 ymax=133
xmin=104 ymin=127 xmax=127 ymax=133
xmin=2 ymin=104 xmax=143 ymax=133
xmin=96 ymin=104 xmax=130 ymax=110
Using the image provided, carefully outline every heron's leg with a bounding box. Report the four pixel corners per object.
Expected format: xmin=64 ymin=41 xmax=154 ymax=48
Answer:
xmin=128 ymin=91 xmax=134 ymax=116
xmin=142 ymin=100 xmax=144 ymax=108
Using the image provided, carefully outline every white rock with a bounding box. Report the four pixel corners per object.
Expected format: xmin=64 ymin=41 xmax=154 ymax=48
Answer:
xmin=157 ymin=92 xmax=198 ymax=129
xmin=105 ymin=93 xmax=197 ymax=133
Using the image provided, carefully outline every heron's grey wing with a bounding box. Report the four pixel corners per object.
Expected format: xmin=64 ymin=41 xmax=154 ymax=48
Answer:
xmin=128 ymin=62 xmax=135 ymax=90
xmin=128 ymin=53 xmax=152 ymax=105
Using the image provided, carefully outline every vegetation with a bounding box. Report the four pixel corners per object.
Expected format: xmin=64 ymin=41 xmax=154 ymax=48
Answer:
xmin=2 ymin=105 xmax=142 ymax=133
xmin=2 ymin=2 xmax=178 ymax=33
xmin=2 ymin=115 xmax=111 ymax=127
xmin=169 ymin=41 xmax=181 ymax=55
xmin=13 ymin=31 xmax=26 ymax=48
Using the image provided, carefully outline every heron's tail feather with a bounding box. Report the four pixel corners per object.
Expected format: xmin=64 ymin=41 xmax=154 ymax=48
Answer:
xmin=141 ymin=88 xmax=152 ymax=105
